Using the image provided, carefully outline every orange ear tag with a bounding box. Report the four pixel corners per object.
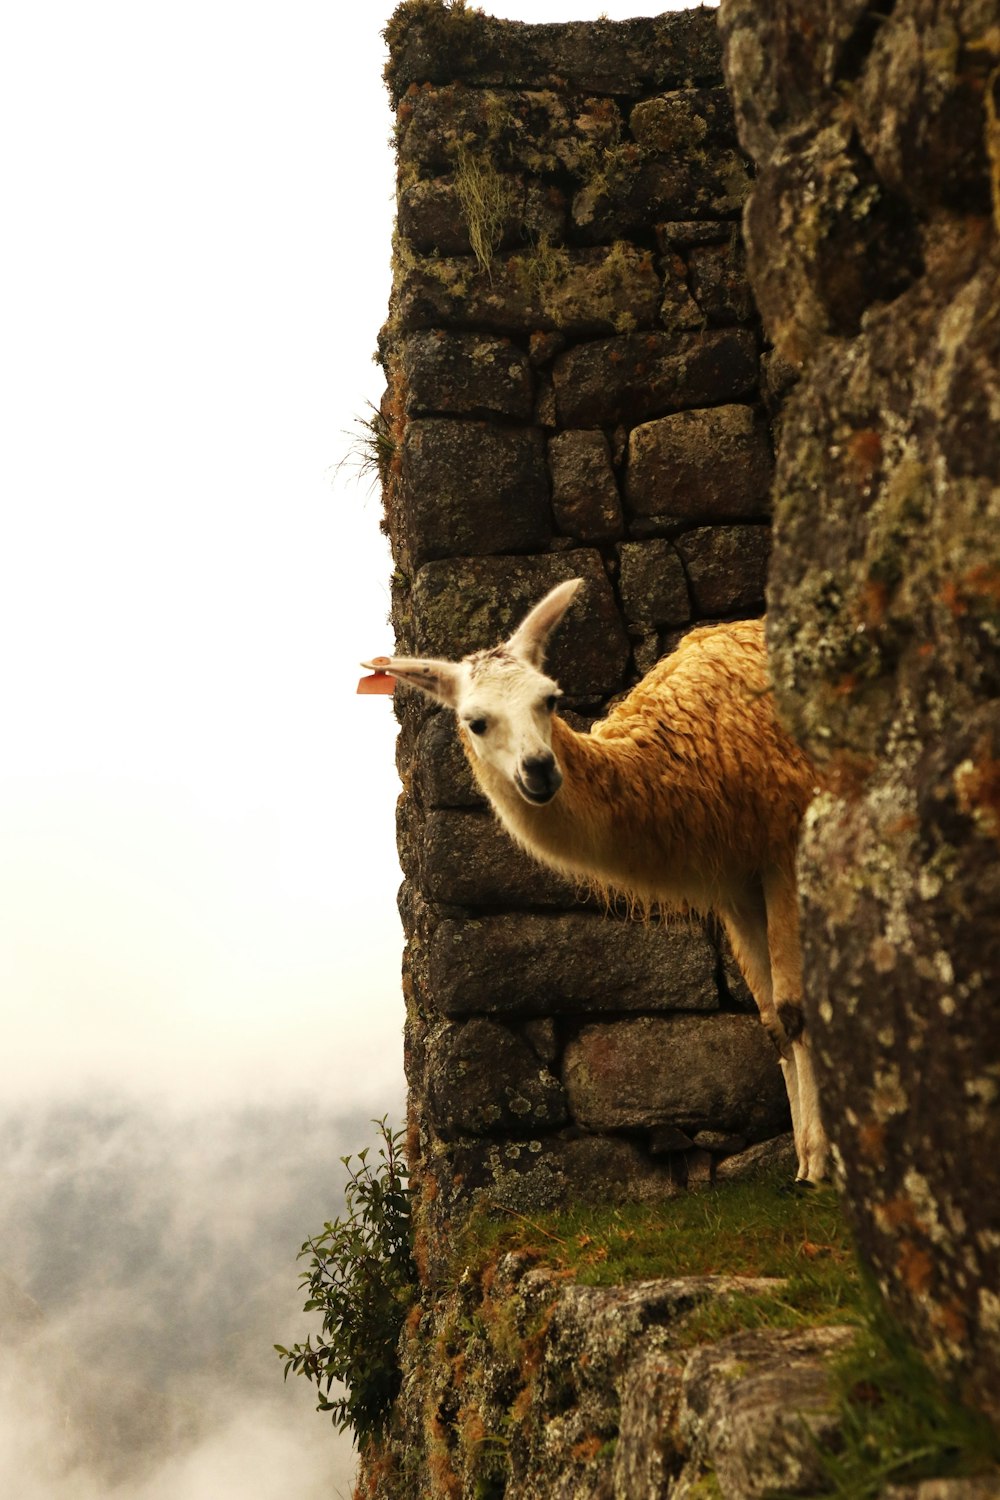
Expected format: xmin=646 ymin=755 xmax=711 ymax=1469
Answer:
xmin=357 ymin=657 xmax=396 ymax=695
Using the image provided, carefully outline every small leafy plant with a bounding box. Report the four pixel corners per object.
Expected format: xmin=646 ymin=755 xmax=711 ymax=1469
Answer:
xmin=276 ymin=1118 xmax=417 ymax=1447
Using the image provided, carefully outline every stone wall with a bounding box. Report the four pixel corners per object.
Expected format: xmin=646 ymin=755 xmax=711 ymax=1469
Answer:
xmin=376 ymin=0 xmax=790 ymax=1273
xmin=719 ymin=0 xmax=1000 ymax=1426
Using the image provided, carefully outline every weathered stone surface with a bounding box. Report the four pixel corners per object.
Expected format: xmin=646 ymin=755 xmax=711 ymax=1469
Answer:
xmin=421 ymin=809 xmax=580 ymax=910
xmin=428 ymin=911 xmax=720 ymax=1017
xmin=401 ymin=331 xmax=533 ymax=419
xmin=853 ymin=0 xmax=998 ymax=219
xmin=688 ymin=237 xmax=755 ymax=323
xmin=433 ymin=1132 xmax=681 ymax=1222
xmin=548 ymin=428 xmax=623 ymax=542
xmin=716 ymin=0 xmax=871 ymax=162
xmin=742 ymin=111 xmax=922 ymax=364
xmin=676 ymin=1325 xmax=857 ymax=1497
xmin=612 ymin=1351 xmax=686 ymax=1499
xmin=413 ymin=708 xmax=483 ymax=810
xmin=385 ymin=7 xmax=723 ymax=104
xmin=396 ymin=85 xmax=621 ymax=176
xmin=659 ymin=249 xmax=706 ymax=330
xmin=572 ymin=151 xmax=752 ymax=241
xmin=401 ymin=418 xmax=550 ymax=566
xmin=563 ymin=1014 xmax=789 ymax=1138
xmin=425 ymin=1017 xmax=567 ymax=1136
xmin=553 ymin=327 xmax=760 ymax=427
xmin=675 ymin=523 xmax=771 ymax=615
xmin=883 ymin=1481 xmax=1000 ymax=1500
xmin=715 ymin=1132 xmax=797 ymax=1182
xmin=409 ymin=549 xmax=631 ymax=698
xmin=618 ymin=539 xmax=691 ymax=628
xmin=625 ymin=404 xmax=772 ymax=521
xmin=721 ymin=0 xmax=1000 ymax=1423
xmin=395 ymin=242 xmax=663 ymax=337
xmin=630 ymin=87 xmax=738 ymax=154
xmin=397 ymin=173 xmax=564 ymax=256
xmin=657 ymin=219 xmax=734 ymax=250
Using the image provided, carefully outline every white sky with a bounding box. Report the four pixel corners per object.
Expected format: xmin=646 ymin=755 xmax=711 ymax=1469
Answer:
xmin=0 ymin=0 xmax=709 ymax=1112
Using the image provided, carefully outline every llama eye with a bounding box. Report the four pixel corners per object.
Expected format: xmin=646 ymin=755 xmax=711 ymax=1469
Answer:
xmin=467 ymin=717 xmax=488 ymax=736
xmin=545 ymin=694 xmax=559 ymax=712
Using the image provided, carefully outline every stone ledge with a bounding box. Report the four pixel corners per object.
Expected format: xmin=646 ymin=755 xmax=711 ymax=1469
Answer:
xmin=386 ymin=8 xmax=723 ymax=106
xmin=428 ymin=911 xmax=721 ymax=1017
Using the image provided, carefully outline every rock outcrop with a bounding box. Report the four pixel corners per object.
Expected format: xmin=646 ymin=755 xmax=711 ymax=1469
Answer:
xmin=720 ymin=0 xmax=1000 ymax=1424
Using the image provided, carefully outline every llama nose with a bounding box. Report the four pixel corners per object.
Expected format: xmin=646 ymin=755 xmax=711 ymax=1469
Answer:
xmin=518 ymin=752 xmax=562 ymax=803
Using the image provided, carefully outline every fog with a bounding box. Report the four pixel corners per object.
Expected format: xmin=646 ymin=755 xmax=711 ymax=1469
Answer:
xmin=0 ymin=1096 xmax=400 ymax=1497
xmin=0 ymin=2 xmax=709 ymax=1494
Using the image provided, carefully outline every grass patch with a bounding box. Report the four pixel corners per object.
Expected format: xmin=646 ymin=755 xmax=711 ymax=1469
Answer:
xmin=818 ymin=1286 xmax=1000 ymax=1497
xmin=437 ymin=1164 xmax=999 ymax=1493
xmin=451 ymin=1164 xmax=859 ymax=1327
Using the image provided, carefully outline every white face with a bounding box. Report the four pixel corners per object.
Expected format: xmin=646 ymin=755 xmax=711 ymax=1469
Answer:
xmin=361 ymin=577 xmax=583 ymax=807
xmin=455 ymin=649 xmax=564 ymax=804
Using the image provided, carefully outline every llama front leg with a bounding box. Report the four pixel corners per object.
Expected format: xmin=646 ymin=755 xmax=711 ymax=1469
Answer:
xmin=719 ymin=889 xmax=806 ymax=1178
xmin=762 ymin=870 xmax=830 ymax=1184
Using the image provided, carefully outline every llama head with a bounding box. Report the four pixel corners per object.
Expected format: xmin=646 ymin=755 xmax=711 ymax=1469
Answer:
xmin=361 ymin=578 xmax=582 ymax=805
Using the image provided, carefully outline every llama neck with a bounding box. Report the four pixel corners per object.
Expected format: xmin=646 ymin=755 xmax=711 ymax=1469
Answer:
xmin=465 ymin=716 xmax=648 ymax=894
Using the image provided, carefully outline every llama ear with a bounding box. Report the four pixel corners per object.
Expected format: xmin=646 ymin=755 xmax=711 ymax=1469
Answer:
xmin=506 ymin=578 xmax=582 ymax=668
xmin=360 ymin=656 xmax=463 ymax=707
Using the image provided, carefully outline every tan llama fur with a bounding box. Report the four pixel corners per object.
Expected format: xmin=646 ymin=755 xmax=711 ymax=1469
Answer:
xmin=364 ymin=579 xmax=829 ymax=1182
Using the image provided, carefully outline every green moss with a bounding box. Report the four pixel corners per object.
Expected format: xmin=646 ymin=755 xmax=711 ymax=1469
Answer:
xmin=383 ymin=1 xmax=484 ymax=105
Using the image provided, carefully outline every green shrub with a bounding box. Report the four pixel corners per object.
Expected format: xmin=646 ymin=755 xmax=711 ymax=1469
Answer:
xmin=276 ymin=1118 xmax=417 ymax=1447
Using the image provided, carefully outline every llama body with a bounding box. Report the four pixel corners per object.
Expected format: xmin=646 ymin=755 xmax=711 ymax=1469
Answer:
xmin=364 ymin=580 xmax=829 ymax=1183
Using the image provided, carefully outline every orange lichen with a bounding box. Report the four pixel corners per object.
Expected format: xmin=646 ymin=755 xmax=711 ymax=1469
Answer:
xmin=874 ymin=1195 xmax=920 ymax=1233
xmin=571 ymin=1436 xmax=604 ymax=1463
xmin=932 ymin=1298 xmax=969 ymax=1346
xmin=859 ymin=578 xmax=889 ymax=629
xmin=899 ymin=1238 xmax=934 ymax=1297
xmin=857 ymin=1120 xmax=887 ymax=1163
xmin=954 ymin=747 xmax=1000 ymax=839
xmin=939 ymin=564 xmax=1000 ymax=618
xmin=847 ymin=426 xmax=882 ymax=484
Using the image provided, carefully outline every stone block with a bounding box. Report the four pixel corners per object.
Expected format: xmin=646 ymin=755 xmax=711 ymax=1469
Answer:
xmin=425 ymin=1018 xmax=567 ymax=1137
xmin=572 ymin=152 xmax=751 ymax=242
xmin=431 ymin=1132 xmax=681 ymax=1222
xmin=398 ymin=175 xmax=564 ymax=256
xmin=395 ymin=243 xmax=662 ymax=338
xmin=385 ymin=8 xmax=722 ymax=104
xmin=618 ymin=539 xmax=691 ymax=628
xmin=687 ymin=239 xmax=756 ymax=325
xmin=428 ymin=912 xmax=720 ymax=1017
xmin=397 ymin=86 xmax=621 ymax=176
xmin=613 ymin=1352 xmax=686 ymax=1500
xmin=552 ymin=329 xmax=759 ymax=427
xmin=401 ymin=418 xmax=550 ymax=567
xmin=402 ymin=331 xmax=533 ymax=420
xmin=659 ymin=250 xmax=705 ymax=331
xmin=421 ymin=809 xmax=580 ymax=910
xmin=413 ymin=710 xmax=483 ymax=810
xmin=716 ymin=1134 xmax=797 ymax=1183
xmin=625 ymin=405 xmax=773 ymax=521
xmin=656 ymin=220 xmax=733 ymax=250
xmin=548 ymin=430 xmax=623 ymax=542
xmin=410 ymin=549 xmax=630 ymax=698
xmin=629 ymin=88 xmax=738 ymax=154
xmin=562 ymin=1013 xmax=788 ymax=1137
xmin=675 ymin=524 xmax=771 ymax=615
xmin=677 ymin=1326 xmax=856 ymax=1499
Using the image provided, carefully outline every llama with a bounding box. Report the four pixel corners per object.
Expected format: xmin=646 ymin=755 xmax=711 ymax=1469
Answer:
xmin=363 ymin=578 xmax=829 ymax=1183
